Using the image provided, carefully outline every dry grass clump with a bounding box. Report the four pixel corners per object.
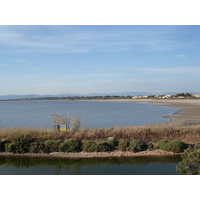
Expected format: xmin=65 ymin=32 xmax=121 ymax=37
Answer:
xmin=0 ymin=128 xmax=64 ymax=141
xmin=70 ymin=125 xmax=200 ymax=144
xmin=0 ymin=125 xmax=200 ymax=145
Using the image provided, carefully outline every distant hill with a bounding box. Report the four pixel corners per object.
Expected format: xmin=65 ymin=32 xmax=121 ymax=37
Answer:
xmin=0 ymin=92 xmax=155 ymax=100
xmin=0 ymin=91 xmax=199 ymax=100
xmin=0 ymin=93 xmax=79 ymax=100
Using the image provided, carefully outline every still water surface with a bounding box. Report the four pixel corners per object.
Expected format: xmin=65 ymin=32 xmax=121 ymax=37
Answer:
xmin=0 ymin=100 xmax=177 ymax=129
xmin=0 ymin=156 xmax=181 ymax=175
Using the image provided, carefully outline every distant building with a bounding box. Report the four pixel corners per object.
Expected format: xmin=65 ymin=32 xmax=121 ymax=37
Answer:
xmin=132 ymin=95 xmax=147 ymax=99
xmin=192 ymin=94 xmax=200 ymax=98
xmin=163 ymin=95 xmax=171 ymax=98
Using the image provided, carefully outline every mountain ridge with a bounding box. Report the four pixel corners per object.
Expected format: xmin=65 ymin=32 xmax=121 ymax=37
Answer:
xmin=0 ymin=91 xmax=199 ymax=100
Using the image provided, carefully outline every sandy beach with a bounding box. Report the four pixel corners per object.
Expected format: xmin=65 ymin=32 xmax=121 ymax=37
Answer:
xmin=97 ymin=99 xmax=200 ymax=127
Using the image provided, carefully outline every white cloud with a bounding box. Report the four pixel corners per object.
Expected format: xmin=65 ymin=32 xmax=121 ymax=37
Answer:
xmin=0 ymin=25 xmax=179 ymax=54
xmin=15 ymin=59 xmax=28 ymax=62
xmin=176 ymin=54 xmax=186 ymax=58
xmin=29 ymin=82 xmax=85 ymax=88
xmin=0 ymin=63 xmax=10 ymax=67
xmin=105 ymin=73 xmax=124 ymax=76
xmin=139 ymin=66 xmax=200 ymax=76
xmin=87 ymin=79 xmax=113 ymax=83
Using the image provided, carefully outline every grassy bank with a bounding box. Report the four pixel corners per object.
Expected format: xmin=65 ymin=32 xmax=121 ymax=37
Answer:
xmin=0 ymin=125 xmax=199 ymax=155
xmin=0 ymin=125 xmax=199 ymax=144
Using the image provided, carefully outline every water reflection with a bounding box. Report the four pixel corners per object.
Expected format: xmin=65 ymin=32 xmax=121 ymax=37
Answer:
xmin=0 ymin=156 xmax=181 ymax=175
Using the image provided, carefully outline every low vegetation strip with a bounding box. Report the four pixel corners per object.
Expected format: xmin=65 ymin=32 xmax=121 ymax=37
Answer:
xmin=0 ymin=125 xmax=199 ymax=144
xmin=0 ymin=125 xmax=199 ymax=155
xmin=0 ymin=134 xmax=195 ymax=154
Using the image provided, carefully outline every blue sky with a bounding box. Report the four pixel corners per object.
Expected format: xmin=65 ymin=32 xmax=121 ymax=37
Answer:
xmin=0 ymin=25 xmax=200 ymax=95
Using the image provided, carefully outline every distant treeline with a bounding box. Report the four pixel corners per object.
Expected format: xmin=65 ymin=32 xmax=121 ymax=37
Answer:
xmin=1 ymin=93 xmax=199 ymax=101
xmin=0 ymin=95 xmax=134 ymax=101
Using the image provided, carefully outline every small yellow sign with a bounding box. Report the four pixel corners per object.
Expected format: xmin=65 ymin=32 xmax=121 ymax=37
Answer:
xmin=57 ymin=125 xmax=67 ymax=131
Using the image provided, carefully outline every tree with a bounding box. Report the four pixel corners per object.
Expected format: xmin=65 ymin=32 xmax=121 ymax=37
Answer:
xmin=51 ymin=113 xmax=81 ymax=131
xmin=176 ymin=146 xmax=200 ymax=175
xmin=51 ymin=113 xmax=70 ymax=130
xmin=71 ymin=114 xmax=81 ymax=131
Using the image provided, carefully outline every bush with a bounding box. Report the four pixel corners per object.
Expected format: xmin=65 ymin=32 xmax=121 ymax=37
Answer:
xmin=118 ymin=140 xmax=129 ymax=151
xmin=176 ymin=146 xmax=200 ymax=175
xmin=194 ymin=142 xmax=200 ymax=150
xmin=107 ymin=137 xmax=118 ymax=150
xmin=5 ymin=143 xmax=16 ymax=153
xmin=82 ymin=140 xmax=97 ymax=152
xmin=128 ymin=140 xmax=147 ymax=151
xmin=59 ymin=139 xmax=81 ymax=152
xmin=95 ymin=142 xmax=112 ymax=152
xmin=155 ymin=140 xmax=169 ymax=149
xmin=44 ymin=140 xmax=61 ymax=153
xmin=12 ymin=134 xmax=33 ymax=154
xmin=29 ymin=142 xmax=45 ymax=153
xmin=159 ymin=140 xmax=186 ymax=153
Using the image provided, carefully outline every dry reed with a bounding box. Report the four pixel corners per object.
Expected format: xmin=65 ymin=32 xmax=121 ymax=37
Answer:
xmin=0 ymin=125 xmax=200 ymax=144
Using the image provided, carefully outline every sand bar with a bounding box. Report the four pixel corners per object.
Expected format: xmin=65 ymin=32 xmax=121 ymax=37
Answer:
xmin=94 ymin=99 xmax=200 ymax=126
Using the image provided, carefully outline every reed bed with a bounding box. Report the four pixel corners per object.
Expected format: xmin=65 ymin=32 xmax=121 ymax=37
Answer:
xmin=0 ymin=125 xmax=200 ymax=145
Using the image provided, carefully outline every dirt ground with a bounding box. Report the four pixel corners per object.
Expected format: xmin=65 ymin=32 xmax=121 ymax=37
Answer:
xmin=0 ymin=149 xmax=182 ymax=159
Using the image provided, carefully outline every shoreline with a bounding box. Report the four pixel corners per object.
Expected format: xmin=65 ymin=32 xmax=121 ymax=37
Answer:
xmin=93 ymin=99 xmax=200 ymax=127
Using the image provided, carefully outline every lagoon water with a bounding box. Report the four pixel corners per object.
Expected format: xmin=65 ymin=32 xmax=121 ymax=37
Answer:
xmin=0 ymin=156 xmax=181 ymax=175
xmin=0 ymin=100 xmax=177 ymax=129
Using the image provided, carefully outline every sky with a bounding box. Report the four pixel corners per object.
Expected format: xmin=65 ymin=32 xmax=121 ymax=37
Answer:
xmin=1 ymin=25 xmax=200 ymax=96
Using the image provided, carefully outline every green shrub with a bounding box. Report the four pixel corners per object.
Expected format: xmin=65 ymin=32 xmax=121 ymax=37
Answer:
xmin=5 ymin=143 xmax=16 ymax=153
xmin=107 ymin=137 xmax=118 ymax=150
xmin=128 ymin=140 xmax=147 ymax=152
xmin=29 ymin=142 xmax=45 ymax=153
xmin=176 ymin=146 xmax=200 ymax=175
xmin=118 ymin=140 xmax=129 ymax=151
xmin=59 ymin=139 xmax=81 ymax=152
xmin=82 ymin=140 xmax=97 ymax=152
xmin=95 ymin=142 xmax=112 ymax=152
xmin=160 ymin=140 xmax=186 ymax=153
xmin=194 ymin=142 xmax=200 ymax=150
xmin=12 ymin=134 xmax=33 ymax=154
xmin=44 ymin=140 xmax=61 ymax=153
xmin=155 ymin=140 xmax=169 ymax=149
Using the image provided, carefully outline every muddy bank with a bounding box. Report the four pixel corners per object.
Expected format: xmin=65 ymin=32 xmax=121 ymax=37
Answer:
xmin=0 ymin=149 xmax=182 ymax=159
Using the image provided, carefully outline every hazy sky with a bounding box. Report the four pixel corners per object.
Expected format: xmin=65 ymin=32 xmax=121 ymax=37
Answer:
xmin=0 ymin=25 xmax=200 ymax=95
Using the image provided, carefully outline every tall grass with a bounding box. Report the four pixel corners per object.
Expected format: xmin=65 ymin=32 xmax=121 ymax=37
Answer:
xmin=0 ymin=125 xmax=200 ymax=144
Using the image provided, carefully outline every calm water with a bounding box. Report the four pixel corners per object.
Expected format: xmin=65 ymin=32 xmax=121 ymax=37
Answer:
xmin=0 ymin=156 xmax=181 ymax=175
xmin=0 ymin=100 xmax=177 ymax=129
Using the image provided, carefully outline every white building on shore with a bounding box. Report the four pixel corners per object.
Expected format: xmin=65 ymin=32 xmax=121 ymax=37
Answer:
xmin=192 ymin=94 xmax=200 ymax=98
